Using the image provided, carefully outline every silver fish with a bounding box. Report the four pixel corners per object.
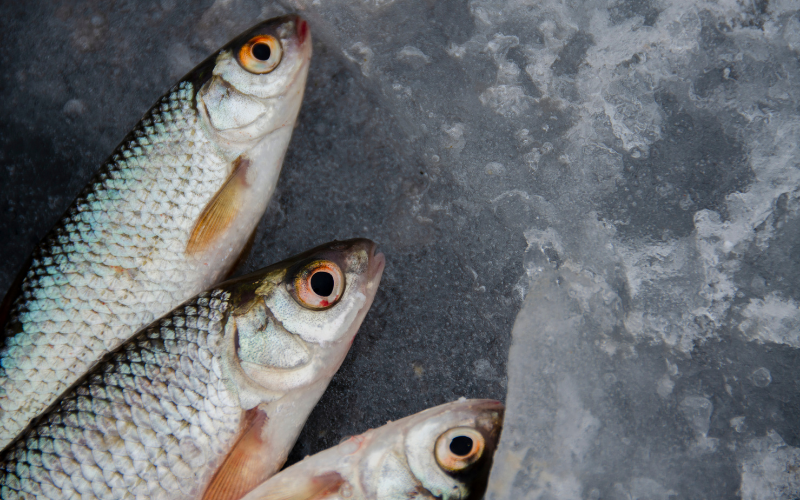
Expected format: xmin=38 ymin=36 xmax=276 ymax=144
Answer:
xmin=241 ymin=399 xmax=504 ymax=500
xmin=0 ymin=239 xmax=384 ymax=500
xmin=0 ymin=15 xmax=312 ymax=448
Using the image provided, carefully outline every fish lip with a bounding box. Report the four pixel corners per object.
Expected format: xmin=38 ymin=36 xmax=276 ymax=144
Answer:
xmin=473 ymin=399 xmax=504 ymax=409
xmin=295 ymin=16 xmax=309 ymax=46
xmin=338 ymin=239 xmax=383 ymax=346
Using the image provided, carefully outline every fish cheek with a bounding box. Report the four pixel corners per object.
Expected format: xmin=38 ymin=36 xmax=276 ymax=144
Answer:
xmin=235 ymin=301 xmax=309 ymax=370
xmin=201 ymin=75 xmax=268 ymax=131
xmin=265 ymin=277 xmax=367 ymax=344
xmin=376 ymin=452 xmax=427 ymax=499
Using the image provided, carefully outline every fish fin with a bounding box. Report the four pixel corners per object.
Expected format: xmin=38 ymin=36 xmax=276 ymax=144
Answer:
xmin=187 ymin=156 xmax=250 ymax=256
xmin=248 ymin=472 xmax=345 ymax=500
xmin=202 ymin=407 xmax=275 ymax=500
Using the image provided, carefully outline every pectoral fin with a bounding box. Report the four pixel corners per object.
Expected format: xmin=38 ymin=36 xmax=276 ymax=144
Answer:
xmin=246 ymin=472 xmax=345 ymax=500
xmin=187 ymin=156 xmax=250 ymax=256
xmin=203 ymin=407 xmax=274 ymax=500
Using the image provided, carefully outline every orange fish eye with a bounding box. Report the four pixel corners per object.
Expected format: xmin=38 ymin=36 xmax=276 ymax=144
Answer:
xmin=238 ymin=35 xmax=282 ymax=74
xmin=292 ymin=261 xmax=345 ymax=310
xmin=434 ymin=427 xmax=485 ymax=473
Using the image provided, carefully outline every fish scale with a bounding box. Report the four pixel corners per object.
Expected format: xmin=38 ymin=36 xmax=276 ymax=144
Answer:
xmin=0 ymin=81 xmax=233 ymax=447
xmin=0 ymin=237 xmax=385 ymax=500
xmin=1 ymin=16 xmax=316 ymax=493
xmin=0 ymin=289 xmax=244 ymax=500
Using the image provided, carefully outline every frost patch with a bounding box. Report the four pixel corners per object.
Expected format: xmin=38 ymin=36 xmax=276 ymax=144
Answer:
xmin=739 ymin=430 xmax=800 ymax=500
xmin=601 ymin=75 xmax=662 ymax=155
xmin=479 ymin=33 xmax=538 ymax=117
xmin=396 ymin=45 xmax=430 ymax=67
xmin=611 ymin=478 xmax=678 ymax=500
xmin=480 ymin=85 xmax=532 ymax=117
xmin=344 ymin=42 xmax=374 ymax=76
xmin=739 ymin=293 xmax=800 ymax=348
xmin=555 ymin=377 xmax=601 ymax=466
xmin=441 ymin=123 xmax=466 ymax=154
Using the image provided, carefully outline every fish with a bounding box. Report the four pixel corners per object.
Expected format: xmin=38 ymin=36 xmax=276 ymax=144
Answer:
xmin=240 ymin=399 xmax=504 ymax=500
xmin=0 ymin=15 xmax=312 ymax=448
xmin=0 ymin=238 xmax=384 ymax=500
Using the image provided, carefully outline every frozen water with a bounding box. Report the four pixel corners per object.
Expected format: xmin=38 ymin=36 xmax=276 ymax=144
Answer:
xmin=2 ymin=0 xmax=800 ymax=497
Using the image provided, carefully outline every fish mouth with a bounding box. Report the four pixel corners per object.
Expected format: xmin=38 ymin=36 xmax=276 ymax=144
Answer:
xmin=468 ymin=399 xmax=504 ymax=411
xmin=295 ymin=17 xmax=309 ymax=46
xmin=367 ymin=242 xmax=385 ymax=284
xmin=432 ymin=399 xmax=505 ymax=428
xmin=337 ymin=239 xmax=383 ymax=347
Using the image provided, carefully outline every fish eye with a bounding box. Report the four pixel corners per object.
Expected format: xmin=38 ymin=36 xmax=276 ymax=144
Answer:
xmin=435 ymin=427 xmax=485 ymax=473
xmin=291 ymin=260 xmax=345 ymax=310
xmin=238 ymin=34 xmax=282 ymax=74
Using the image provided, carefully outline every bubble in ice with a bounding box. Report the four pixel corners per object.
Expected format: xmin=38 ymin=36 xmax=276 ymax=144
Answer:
xmin=750 ymin=367 xmax=772 ymax=388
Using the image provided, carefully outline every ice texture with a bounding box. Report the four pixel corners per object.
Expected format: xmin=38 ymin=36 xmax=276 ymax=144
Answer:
xmin=2 ymin=0 xmax=800 ymax=497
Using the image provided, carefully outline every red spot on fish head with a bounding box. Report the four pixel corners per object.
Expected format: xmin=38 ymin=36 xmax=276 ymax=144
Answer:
xmin=319 ymin=299 xmax=329 ymax=307
xmin=297 ymin=18 xmax=309 ymax=45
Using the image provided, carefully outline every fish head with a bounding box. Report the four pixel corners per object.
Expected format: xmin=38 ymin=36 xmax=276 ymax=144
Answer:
xmin=199 ymin=240 xmax=383 ymax=496
xmin=257 ymin=238 xmax=384 ymax=346
xmin=389 ymin=399 xmax=504 ymax=500
xmin=220 ymin=239 xmax=385 ymax=409
xmin=237 ymin=399 xmax=504 ymax=500
xmin=195 ymin=15 xmax=312 ymax=147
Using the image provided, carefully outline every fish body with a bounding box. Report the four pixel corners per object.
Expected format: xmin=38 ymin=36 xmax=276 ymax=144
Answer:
xmin=242 ymin=399 xmax=504 ymax=500
xmin=0 ymin=239 xmax=384 ymax=500
xmin=0 ymin=15 xmax=312 ymax=448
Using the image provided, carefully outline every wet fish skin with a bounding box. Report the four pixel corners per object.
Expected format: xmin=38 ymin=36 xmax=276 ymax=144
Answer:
xmin=0 ymin=15 xmax=311 ymax=449
xmin=241 ymin=399 xmax=504 ymax=500
xmin=0 ymin=239 xmax=385 ymax=500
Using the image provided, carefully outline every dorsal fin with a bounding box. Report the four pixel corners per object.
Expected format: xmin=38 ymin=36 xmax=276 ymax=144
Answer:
xmin=187 ymin=155 xmax=251 ymax=256
xmin=243 ymin=471 xmax=345 ymax=500
xmin=202 ymin=406 xmax=274 ymax=500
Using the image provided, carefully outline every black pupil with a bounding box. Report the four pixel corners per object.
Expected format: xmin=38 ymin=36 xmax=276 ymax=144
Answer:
xmin=449 ymin=436 xmax=473 ymax=456
xmin=252 ymin=43 xmax=271 ymax=61
xmin=310 ymin=272 xmax=335 ymax=297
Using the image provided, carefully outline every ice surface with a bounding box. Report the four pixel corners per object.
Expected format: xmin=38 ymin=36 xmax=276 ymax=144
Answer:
xmin=2 ymin=0 xmax=800 ymax=497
